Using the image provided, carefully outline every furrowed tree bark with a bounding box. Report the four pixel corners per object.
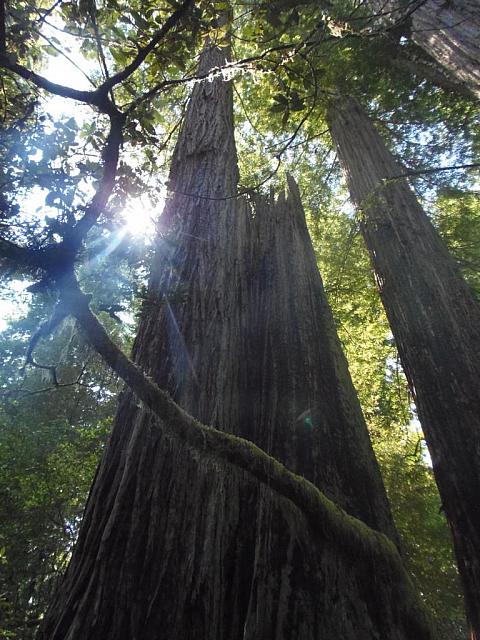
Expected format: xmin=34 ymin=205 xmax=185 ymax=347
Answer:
xmin=38 ymin=47 xmax=427 ymax=639
xmin=366 ymin=0 xmax=480 ymax=99
xmin=328 ymin=94 xmax=480 ymax=639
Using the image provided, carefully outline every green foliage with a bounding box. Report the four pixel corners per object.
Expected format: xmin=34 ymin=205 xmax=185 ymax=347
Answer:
xmin=0 ymin=411 xmax=110 ymax=637
xmin=0 ymin=312 xmax=117 ymax=637
xmin=1 ymin=0 xmax=478 ymax=637
xmin=384 ymin=441 xmax=466 ymax=639
xmin=433 ymin=189 xmax=480 ymax=298
xmin=0 ymin=233 xmax=142 ymax=636
xmin=302 ymin=178 xmax=468 ymax=639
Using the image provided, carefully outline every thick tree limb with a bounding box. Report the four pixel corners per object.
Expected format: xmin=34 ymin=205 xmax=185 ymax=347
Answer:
xmin=58 ymin=277 xmax=433 ymax=639
xmin=0 ymin=55 xmax=101 ymax=105
xmin=0 ymin=108 xmax=124 ymax=279
xmin=66 ymin=110 xmax=125 ymax=248
xmin=0 ymin=0 xmax=194 ymax=113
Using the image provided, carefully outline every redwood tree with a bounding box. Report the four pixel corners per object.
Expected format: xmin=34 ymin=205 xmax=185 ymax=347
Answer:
xmin=366 ymin=0 xmax=480 ymax=99
xmin=328 ymin=94 xmax=480 ymax=638
xmin=35 ymin=46 xmax=434 ymax=639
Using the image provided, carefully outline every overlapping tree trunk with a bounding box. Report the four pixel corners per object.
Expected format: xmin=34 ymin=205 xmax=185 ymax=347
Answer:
xmin=37 ymin=47 xmax=429 ymax=640
xmin=328 ymin=94 xmax=480 ymax=638
xmin=366 ymin=0 xmax=480 ymax=99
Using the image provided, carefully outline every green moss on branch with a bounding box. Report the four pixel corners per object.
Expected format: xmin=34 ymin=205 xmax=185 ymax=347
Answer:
xmin=59 ymin=278 xmax=435 ymax=638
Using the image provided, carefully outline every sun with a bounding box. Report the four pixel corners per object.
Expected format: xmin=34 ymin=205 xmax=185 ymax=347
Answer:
xmin=122 ymin=195 xmax=165 ymax=237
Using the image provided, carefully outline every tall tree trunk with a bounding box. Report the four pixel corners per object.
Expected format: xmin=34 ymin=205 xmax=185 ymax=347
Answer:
xmin=367 ymin=0 xmax=480 ymax=99
xmin=37 ymin=47 xmax=429 ymax=640
xmin=328 ymin=94 xmax=480 ymax=639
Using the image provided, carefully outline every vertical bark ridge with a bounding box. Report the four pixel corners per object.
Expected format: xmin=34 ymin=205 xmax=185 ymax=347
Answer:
xmin=135 ymin=44 xmax=243 ymax=430
xmin=366 ymin=0 xmax=480 ymax=99
xmin=244 ymin=177 xmax=397 ymax=533
xmin=407 ymin=0 xmax=480 ymax=99
xmin=328 ymin=94 xmax=480 ymax=637
xmin=37 ymin=48 xmax=425 ymax=640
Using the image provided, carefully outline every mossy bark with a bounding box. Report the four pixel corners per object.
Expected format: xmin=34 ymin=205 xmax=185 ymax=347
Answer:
xmin=37 ymin=48 xmax=426 ymax=640
xmin=328 ymin=95 xmax=480 ymax=638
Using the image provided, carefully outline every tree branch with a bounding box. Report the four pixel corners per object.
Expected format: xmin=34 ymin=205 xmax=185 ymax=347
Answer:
xmin=386 ymin=162 xmax=480 ymax=181
xmin=57 ymin=277 xmax=432 ymax=639
xmin=30 ymin=24 xmax=96 ymax=87
xmin=0 ymin=0 xmax=6 ymax=54
xmin=4 ymin=360 xmax=90 ymax=399
xmin=66 ymin=110 xmax=125 ymax=249
xmin=0 ymin=0 xmax=194 ymax=112
xmin=34 ymin=0 xmax=63 ymax=26
xmin=22 ymin=304 xmax=68 ymax=383
xmin=100 ymin=0 xmax=195 ymax=94
xmin=91 ymin=11 xmax=115 ymax=104
xmin=0 ymin=106 xmax=124 ymax=282
xmin=0 ymin=54 xmax=100 ymax=105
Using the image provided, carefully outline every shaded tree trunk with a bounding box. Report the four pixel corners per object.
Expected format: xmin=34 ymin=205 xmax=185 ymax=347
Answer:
xmin=37 ymin=47 xmax=429 ymax=640
xmin=367 ymin=0 xmax=480 ymax=99
xmin=328 ymin=94 xmax=480 ymax=639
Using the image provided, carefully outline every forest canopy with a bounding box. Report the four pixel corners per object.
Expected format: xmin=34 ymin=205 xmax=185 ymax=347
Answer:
xmin=0 ymin=1 xmax=479 ymax=639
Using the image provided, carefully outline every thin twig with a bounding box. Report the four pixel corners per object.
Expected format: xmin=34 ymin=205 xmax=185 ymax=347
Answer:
xmin=91 ymin=11 xmax=116 ymax=104
xmin=21 ymin=305 xmax=69 ymax=384
xmin=385 ymin=162 xmax=480 ymax=181
xmin=36 ymin=0 xmax=63 ymax=26
xmin=2 ymin=371 xmax=88 ymax=399
xmin=30 ymin=25 xmax=96 ymax=87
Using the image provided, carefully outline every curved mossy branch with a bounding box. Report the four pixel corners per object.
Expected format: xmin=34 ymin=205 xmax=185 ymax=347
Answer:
xmin=59 ymin=277 xmax=434 ymax=640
